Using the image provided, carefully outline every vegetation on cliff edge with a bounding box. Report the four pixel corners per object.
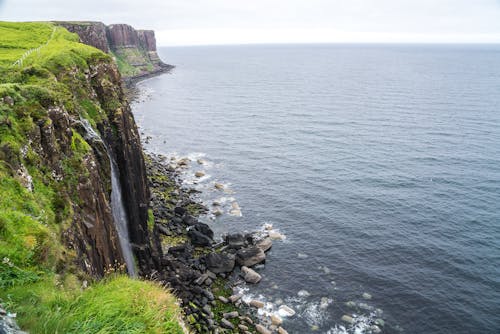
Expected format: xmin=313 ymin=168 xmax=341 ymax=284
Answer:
xmin=0 ymin=21 xmax=183 ymax=333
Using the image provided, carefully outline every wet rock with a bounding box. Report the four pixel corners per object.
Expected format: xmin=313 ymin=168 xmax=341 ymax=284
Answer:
xmin=220 ymin=318 xmax=234 ymax=329
xmin=256 ymin=237 xmax=272 ymax=252
xmin=205 ymin=253 xmax=235 ymax=273
xmin=195 ymin=171 xmax=205 ymax=177
xmin=182 ymin=214 xmax=198 ymax=226
xmin=228 ymin=294 xmax=241 ymax=303
xmin=278 ymin=305 xmax=296 ymax=317
xmin=226 ymin=233 xmax=247 ymax=249
xmin=241 ymin=266 xmax=262 ymax=284
xmin=236 ymin=246 xmax=266 ymax=267
xmin=213 ymin=209 xmax=223 ymax=216
xmin=238 ymin=324 xmax=249 ymax=331
xmin=297 ymin=290 xmax=310 ymax=297
xmin=268 ymin=231 xmax=285 ymax=240
xmin=371 ymin=325 xmax=382 ymax=333
xmin=249 ymin=300 xmax=265 ymax=308
xmin=362 ymin=292 xmax=372 ymax=300
xmin=256 ymin=324 xmax=272 ymax=334
xmin=214 ymin=182 xmax=224 ymax=190
xmin=270 ymin=314 xmax=283 ymax=326
xmin=341 ymin=315 xmax=354 ymax=324
xmin=278 ymin=327 xmax=289 ymax=334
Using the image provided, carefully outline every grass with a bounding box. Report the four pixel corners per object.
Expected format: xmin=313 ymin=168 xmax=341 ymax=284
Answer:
xmin=0 ymin=22 xmax=185 ymax=333
xmin=2 ymin=275 xmax=184 ymax=334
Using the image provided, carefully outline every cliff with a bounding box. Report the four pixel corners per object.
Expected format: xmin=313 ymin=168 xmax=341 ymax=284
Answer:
xmin=0 ymin=22 xmax=181 ymax=332
xmin=57 ymin=21 xmax=171 ymax=80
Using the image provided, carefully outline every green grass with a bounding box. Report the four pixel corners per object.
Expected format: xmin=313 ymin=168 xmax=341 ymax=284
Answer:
xmin=0 ymin=22 xmax=185 ymax=333
xmin=2 ymin=275 xmax=184 ymax=334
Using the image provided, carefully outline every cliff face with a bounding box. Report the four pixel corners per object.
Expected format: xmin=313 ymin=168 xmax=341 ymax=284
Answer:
xmin=58 ymin=22 xmax=170 ymax=79
xmin=0 ymin=23 xmax=157 ymax=278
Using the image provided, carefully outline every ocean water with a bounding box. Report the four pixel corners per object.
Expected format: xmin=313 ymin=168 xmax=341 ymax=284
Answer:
xmin=132 ymin=44 xmax=500 ymax=334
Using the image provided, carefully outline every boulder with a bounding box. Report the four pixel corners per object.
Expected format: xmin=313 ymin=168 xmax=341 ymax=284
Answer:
xmin=220 ymin=318 xmax=234 ymax=329
xmin=174 ymin=206 xmax=187 ymax=217
xmin=249 ymin=300 xmax=265 ymax=308
xmin=226 ymin=233 xmax=247 ymax=249
xmin=278 ymin=327 xmax=289 ymax=334
xmin=188 ymin=229 xmax=212 ymax=247
xmin=270 ymin=314 xmax=283 ymax=326
xmin=193 ymin=223 xmax=214 ymax=239
xmin=256 ymin=237 xmax=272 ymax=252
xmin=256 ymin=324 xmax=272 ymax=334
xmin=241 ymin=266 xmax=262 ymax=284
xmin=195 ymin=171 xmax=205 ymax=177
xmin=278 ymin=305 xmax=296 ymax=317
xmin=223 ymin=311 xmax=239 ymax=319
xmin=236 ymin=246 xmax=266 ymax=267
xmin=205 ymin=253 xmax=235 ymax=273
xmin=341 ymin=315 xmax=354 ymax=324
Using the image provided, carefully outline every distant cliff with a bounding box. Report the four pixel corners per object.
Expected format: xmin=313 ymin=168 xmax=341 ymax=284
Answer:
xmin=57 ymin=21 xmax=171 ymax=81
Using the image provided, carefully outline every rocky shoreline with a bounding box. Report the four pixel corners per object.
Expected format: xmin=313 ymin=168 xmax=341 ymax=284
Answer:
xmin=144 ymin=153 xmax=291 ymax=334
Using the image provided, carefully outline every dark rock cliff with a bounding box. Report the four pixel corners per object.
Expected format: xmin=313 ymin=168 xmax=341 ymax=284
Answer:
xmin=58 ymin=21 xmax=171 ymax=79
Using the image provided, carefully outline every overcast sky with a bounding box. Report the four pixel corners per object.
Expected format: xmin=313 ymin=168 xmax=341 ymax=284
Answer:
xmin=1 ymin=0 xmax=500 ymax=45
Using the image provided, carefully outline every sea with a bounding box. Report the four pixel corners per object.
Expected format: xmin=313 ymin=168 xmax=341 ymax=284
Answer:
xmin=131 ymin=44 xmax=500 ymax=334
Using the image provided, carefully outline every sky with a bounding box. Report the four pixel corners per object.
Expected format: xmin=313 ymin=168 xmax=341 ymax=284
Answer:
xmin=1 ymin=0 xmax=500 ymax=45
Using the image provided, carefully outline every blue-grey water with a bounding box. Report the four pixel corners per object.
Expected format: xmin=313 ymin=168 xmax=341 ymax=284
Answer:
xmin=132 ymin=44 xmax=500 ymax=334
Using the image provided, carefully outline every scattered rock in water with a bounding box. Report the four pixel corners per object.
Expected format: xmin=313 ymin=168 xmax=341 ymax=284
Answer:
xmin=256 ymin=237 xmax=273 ymax=252
xmin=375 ymin=318 xmax=385 ymax=327
xmin=241 ymin=266 xmax=262 ymax=284
xmin=362 ymin=292 xmax=372 ymax=300
xmin=345 ymin=301 xmax=356 ymax=308
xmin=195 ymin=171 xmax=205 ymax=178
xmin=213 ymin=208 xmax=223 ymax=216
xmin=270 ymin=314 xmax=283 ymax=326
xmin=268 ymin=231 xmax=285 ymax=240
xmin=320 ymin=297 xmax=332 ymax=309
xmin=255 ymin=324 xmax=272 ymax=334
xmin=214 ymin=182 xmax=224 ymax=190
xmin=297 ymin=252 xmax=308 ymax=259
xmin=205 ymin=253 xmax=235 ymax=273
xmin=263 ymin=223 xmax=273 ymax=230
xmin=197 ymin=159 xmax=205 ymax=165
xmin=341 ymin=315 xmax=354 ymax=324
xmin=297 ymin=290 xmax=310 ymax=297
xmin=371 ymin=325 xmax=382 ymax=333
xmin=277 ymin=327 xmax=289 ymax=334
xmin=212 ymin=200 xmax=221 ymax=206
xmin=249 ymin=300 xmax=265 ymax=309
xmin=236 ymin=246 xmax=266 ymax=267
xmin=278 ymin=305 xmax=296 ymax=317
xmin=177 ymin=158 xmax=190 ymax=167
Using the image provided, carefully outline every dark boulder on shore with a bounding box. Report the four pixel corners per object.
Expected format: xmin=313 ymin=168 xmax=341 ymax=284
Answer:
xmin=187 ymin=223 xmax=214 ymax=247
xmin=204 ymin=253 xmax=235 ymax=273
xmin=236 ymin=246 xmax=266 ymax=267
xmin=226 ymin=233 xmax=247 ymax=249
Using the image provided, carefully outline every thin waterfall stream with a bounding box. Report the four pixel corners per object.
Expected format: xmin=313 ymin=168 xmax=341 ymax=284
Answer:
xmin=80 ymin=119 xmax=137 ymax=277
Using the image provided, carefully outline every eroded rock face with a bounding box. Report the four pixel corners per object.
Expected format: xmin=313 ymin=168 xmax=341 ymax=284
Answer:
xmin=138 ymin=30 xmax=157 ymax=51
xmin=58 ymin=21 xmax=110 ymax=53
xmin=107 ymin=24 xmax=139 ymax=48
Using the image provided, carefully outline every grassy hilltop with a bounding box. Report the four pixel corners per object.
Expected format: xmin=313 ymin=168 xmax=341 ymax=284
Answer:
xmin=0 ymin=22 xmax=183 ymax=333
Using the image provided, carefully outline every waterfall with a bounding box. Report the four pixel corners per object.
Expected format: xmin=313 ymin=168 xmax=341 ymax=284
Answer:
xmin=80 ymin=119 xmax=137 ymax=277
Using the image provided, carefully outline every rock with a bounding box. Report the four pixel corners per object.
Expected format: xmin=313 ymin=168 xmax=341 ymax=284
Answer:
xmin=241 ymin=266 xmax=262 ymax=284
xmin=197 ymin=159 xmax=205 ymax=164
xmin=214 ymin=182 xmax=224 ymax=190
xmin=320 ymin=297 xmax=331 ymax=309
xmin=236 ymin=246 xmax=266 ymax=267
xmin=182 ymin=214 xmax=198 ymax=226
xmin=228 ymin=294 xmax=241 ymax=303
xmin=174 ymin=206 xmax=187 ymax=217
xmin=218 ymin=296 xmax=228 ymax=303
xmin=220 ymin=318 xmax=234 ymax=329
xmin=249 ymin=300 xmax=265 ymax=308
xmin=362 ymin=292 xmax=372 ymax=300
xmin=195 ymin=171 xmax=205 ymax=177
xmin=345 ymin=301 xmax=356 ymax=308
xmin=297 ymin=252 xmax=308 ymax=259
xmin=255 ymin=324 xmax=272 ymax=334
xmin=193 ymin=223 xmax=214 ymax=239
xmin=270 ymin=314 xmax=283 ymax=326
xmin=341 ymin=315 xmax=354 ymax=324
xmin=256 ymin=237 xmax=272 ymax=252
xmin=278 ymin=327 xmax=289 ymax=334
xmin=206 ymin=270 xmax=217 ymax=280
xmin=223 ymin=311 xmax=239 ymax=319
xmin=268 ymin=231 xmax=285 ymax=240
xmin=375 ymin=319 xmax=385 ymax=327
xmin=205 ymin=253 xmax=235 ymax=273
xmin=226 ymin=233 xmax=247 ymax=249
xmin=213 ymin=209 xmax=223 ymax=216
xmin=238 ymin=324 xmax=249 ymax=331
xmin=297 ymin=290 xmax=310 ymax=297
xmin=177 ymin=158 xmax=189 ymax=166
xmin=371 ymin=325 xmax=382 ymax=333
xmin=188 ymin=229 xmax=212 ymax=247
xmin=278 ymin=305 xmax=296 ymax=317
xmin=263 ymin=223 xmax=273 ymax=230
xmin=195 ymin=273 xmax=208 ymax=285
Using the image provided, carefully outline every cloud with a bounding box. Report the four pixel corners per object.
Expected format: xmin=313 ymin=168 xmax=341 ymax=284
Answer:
xmin=1 ymin=0 xmax=500 ymax=45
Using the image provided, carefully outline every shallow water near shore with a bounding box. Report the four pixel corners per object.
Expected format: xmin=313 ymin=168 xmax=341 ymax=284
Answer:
xmin=132 ymin=44 xmax=500 ymax=334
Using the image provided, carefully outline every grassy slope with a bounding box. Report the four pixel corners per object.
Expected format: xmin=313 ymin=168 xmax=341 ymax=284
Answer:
xmin=0 ymin=22 xmax=183 ymax=333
